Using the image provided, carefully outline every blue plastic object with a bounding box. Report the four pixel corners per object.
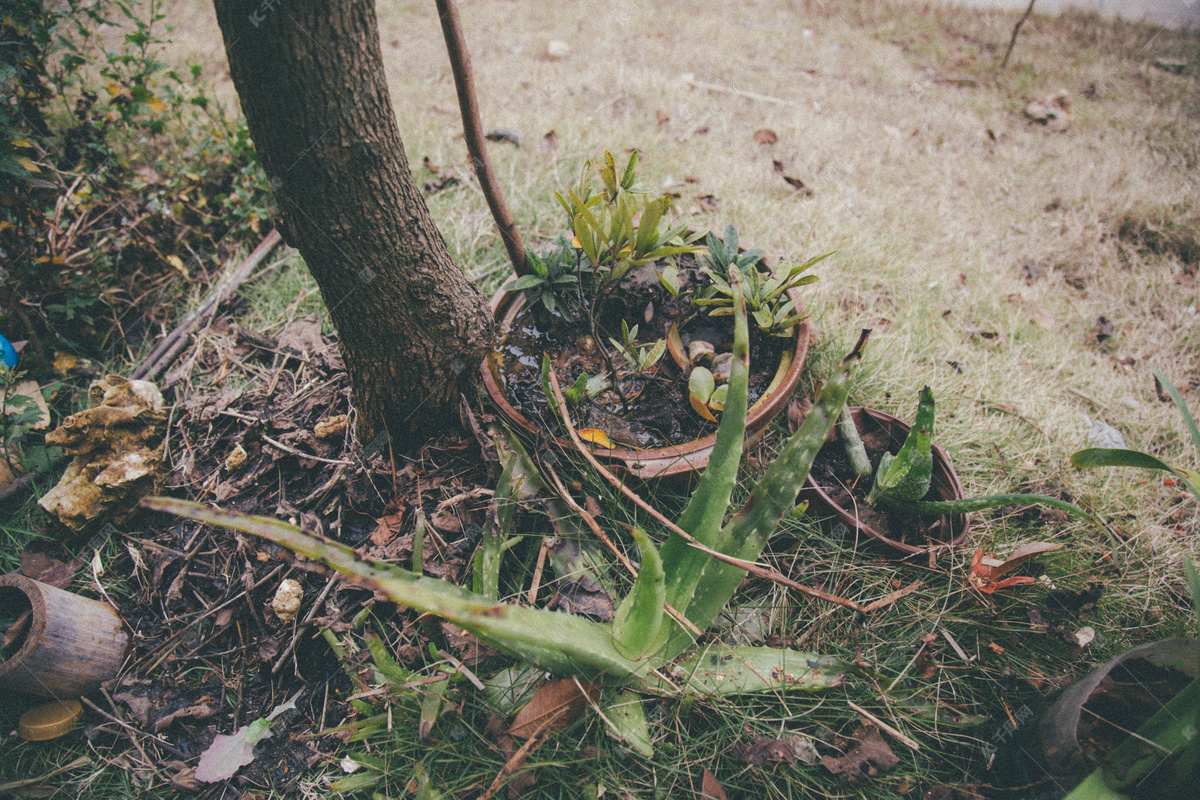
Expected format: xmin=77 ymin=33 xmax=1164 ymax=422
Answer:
xmin=0 ymin=334 xmax=17 ymax=369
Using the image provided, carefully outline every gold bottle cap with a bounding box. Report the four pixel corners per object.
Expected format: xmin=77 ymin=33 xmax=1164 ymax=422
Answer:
xmin=19 ymin=699 xmax=83 ymax=741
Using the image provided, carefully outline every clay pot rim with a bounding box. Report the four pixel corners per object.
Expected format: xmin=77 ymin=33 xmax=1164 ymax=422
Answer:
xmin=479 ymin=238 xmax=813 ymax=478
xmin=801 ymin=405 xmax=971 ymax=557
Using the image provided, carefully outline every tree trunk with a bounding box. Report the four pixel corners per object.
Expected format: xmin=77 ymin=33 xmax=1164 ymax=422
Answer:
xmin=212 ymin=0 xmax=494 ymax=448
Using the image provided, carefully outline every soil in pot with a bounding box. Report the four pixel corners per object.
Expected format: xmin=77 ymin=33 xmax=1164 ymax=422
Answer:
xmin=807 ymin=410 xmax=963 ymax=552
xmin=495 ymin=254 xmax=790 ymax=450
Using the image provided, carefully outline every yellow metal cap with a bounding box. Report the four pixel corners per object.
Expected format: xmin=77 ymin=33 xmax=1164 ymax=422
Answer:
xmin=19 ymin=700 xmax=83 ymax=741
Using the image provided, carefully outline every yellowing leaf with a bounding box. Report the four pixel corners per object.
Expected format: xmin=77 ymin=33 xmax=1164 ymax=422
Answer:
xmin=166 ymin=255 xmax=187 ymax=277
xmin=53 ymin=353 xmax=80 ymax=373
xmin=690 ymin=393 xmax=718 ymax=423
xmin=105 ymin=82 xmax=121 ymax=97
xmin=16 ymin=156 xmax=39 ymax=173
xmin=578 ymin=428 xmax=614 ymax=449
xmin=145 ymin=96 xmax=166 ymax=114
xmin=10 ymin=138 xmax=32 ymax=149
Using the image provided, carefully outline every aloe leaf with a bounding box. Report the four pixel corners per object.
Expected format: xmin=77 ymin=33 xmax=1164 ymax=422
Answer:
xmin=1153 ymin=366 xmax=1200 ymax=457
xmin=603 ymin=690 xmax=653 ymax=758
xmin=1072 ymin=447 xmax=1199 ymax=498
xmin=366 ymin=633 xmax=410 ymax=686
xmin=142 ymin=497 xmax=649 ymax=682
xmin=670 ymin=644 xmax=848 ymax=696
xmin=867 ymin=386 xmax=935 ymax=504
xmin=418 ymin=677 xmax=450 ymax=741
xmin=670 ymin=335 xmax=866 ymax=655
xmin=839 ymin=410 xmax=873 ymax=477
xmin=482 ymin=664 xmax=542 ymax=716
xmin=474 ymin=446 xmax=519 ymax=599
xmin=1071 ymin=447 xmax=1177 ymax=473
xmin=888 ymin=493 xmax=1103 ymax=529
xmin=657 ymin=277 xmax=750 ymax=655
xmin=612 ymin=527 xmax=665 ymax=660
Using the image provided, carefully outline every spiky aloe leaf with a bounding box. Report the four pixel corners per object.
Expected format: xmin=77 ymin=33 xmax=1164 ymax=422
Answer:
xmin=867 ymin=386 xmax=935 ymax=505
xmin=670 ymin=644 xmax=847 ymax=696
xmin=603 ymin=691 xmax=653 ymax=758
xmin=895 ymin=493 xmax=1102 ymax=528
xmin=1072 ymin=447 xmax=1199 ymax=500
xmin=657 ymin=275 xmax=750 ymax=655
xmin=662 ymin=333 xmax=868 ymax=658
xmin=142 ymin=497 xmax=649 ymax=683
xmin=611 ymin=527 xmax=665 ymax=660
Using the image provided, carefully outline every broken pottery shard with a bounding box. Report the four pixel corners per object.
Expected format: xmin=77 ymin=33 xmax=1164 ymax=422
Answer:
xmin=39 ymin=375 xmax=167 ymax=531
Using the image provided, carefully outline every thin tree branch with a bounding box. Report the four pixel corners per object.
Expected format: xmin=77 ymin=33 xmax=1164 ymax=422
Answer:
xmin=1001 ymin=0 xmax=1036 ymax=69
xmin=435 ymin=0 xmax=527 ymax=277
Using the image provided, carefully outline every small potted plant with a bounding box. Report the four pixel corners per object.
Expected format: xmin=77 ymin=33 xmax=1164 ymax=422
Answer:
xmin=481 ymin=151 xmax=821 ymax=479
xmin=802 ymin=387 xmax=1100 ymax=556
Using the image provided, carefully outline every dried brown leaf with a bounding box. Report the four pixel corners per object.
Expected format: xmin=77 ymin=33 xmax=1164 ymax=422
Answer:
xmin=701 ymin=768 xmax=728 ymax=800
xmin=508 ymin=679 xmax=598 ymax=739
xmin=819 ymin=725 xmax=899 ymax=782
xmin=753 ymin=128 xmax=778 ymax=145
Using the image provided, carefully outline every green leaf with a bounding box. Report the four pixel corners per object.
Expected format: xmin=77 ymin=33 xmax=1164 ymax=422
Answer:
xmin=672 ymin=645 xmax=847 ymax=696
xmin=1071 ymin=447 xmax=1178 ymax=474
xmin=868 ymin=386 xmax=934 ymax=504
xmin=658 ymin=277 xmax=752 ymax=657
xmin=1153 ymin=366 xmax=1200 ymax=458
xmin=142 ymin=498 xmax=652 ymax=682
xmin=620 ymin=149 xmax=639 ymax=190
xmin=611 ymin=527 xmax=665 ymax=659
xmin=602 ymin=691 xmax=653 ymax=757
xmin=688 ymin=367 xmax=715 ymax=404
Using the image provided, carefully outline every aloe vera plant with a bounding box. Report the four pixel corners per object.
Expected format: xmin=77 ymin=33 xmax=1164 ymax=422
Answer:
xmin=144 ymin=283 xmax=866 ymax=755
xmin=858 ymin=386 xmax=1102 ymax=526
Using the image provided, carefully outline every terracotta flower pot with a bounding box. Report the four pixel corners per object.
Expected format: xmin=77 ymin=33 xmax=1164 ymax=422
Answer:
xmin=800 ymin=406 xmax=970 ymax=556
xmin=481 ymin=268 xmax=812 ymax=480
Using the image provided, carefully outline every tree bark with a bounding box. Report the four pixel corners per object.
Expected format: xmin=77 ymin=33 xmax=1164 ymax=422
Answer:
xmin=212 ymin=0 xmax=494 ymax=447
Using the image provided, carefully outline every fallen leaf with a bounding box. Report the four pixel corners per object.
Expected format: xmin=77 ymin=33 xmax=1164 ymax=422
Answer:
xmin=278 ymin=315 xmax=325 ymax=357
xmin=786 ymin=397 xmax=812 ymax=433
xmin=19 ymin=549 xmax=79 ymax=588
xmin=153 ymin=703 xmax=214 ymax=733
xmin=697 ymin=194 xmax=719 ymax=212
xmin=430 ymin=506 xmax=463 ymax=535
xmin=729 ymin=737 xmax=796 ymax=765
xmin=508 ymin=679 xmax=598 ymax=739
xmin=701 ymin=768 xmax=728 ymax=800
xmin=370 ymin=510 xmax=405 ymax=547
xmin=194 ymin=694 xmax=299 ymax=783
xmin=819 ymin=725 xmax=899 ymax=781
xmin=424 ymin=174 xmax=461 ymax=194
xmin=578 ymin=428 xmax=614 ymax=449
xmin=752 ymin=128 xmax=778 ymax=145
xmin=541 ymin=130 xmax=558 ymax=157
xmin=1095 ymin=316 xmax=1115 ymax=342
xmin=656 ymin=109 xmax=670 ymax=126
xmin=485 ymin=128 xmax=521 ymax=147
xmin=961 ymin=325 xmax=998 ymax=339
xmin=969 ymin=542 xmax=1063 ymax=594
xmin=1072 ymin=626 xmax=1096 ymax=647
